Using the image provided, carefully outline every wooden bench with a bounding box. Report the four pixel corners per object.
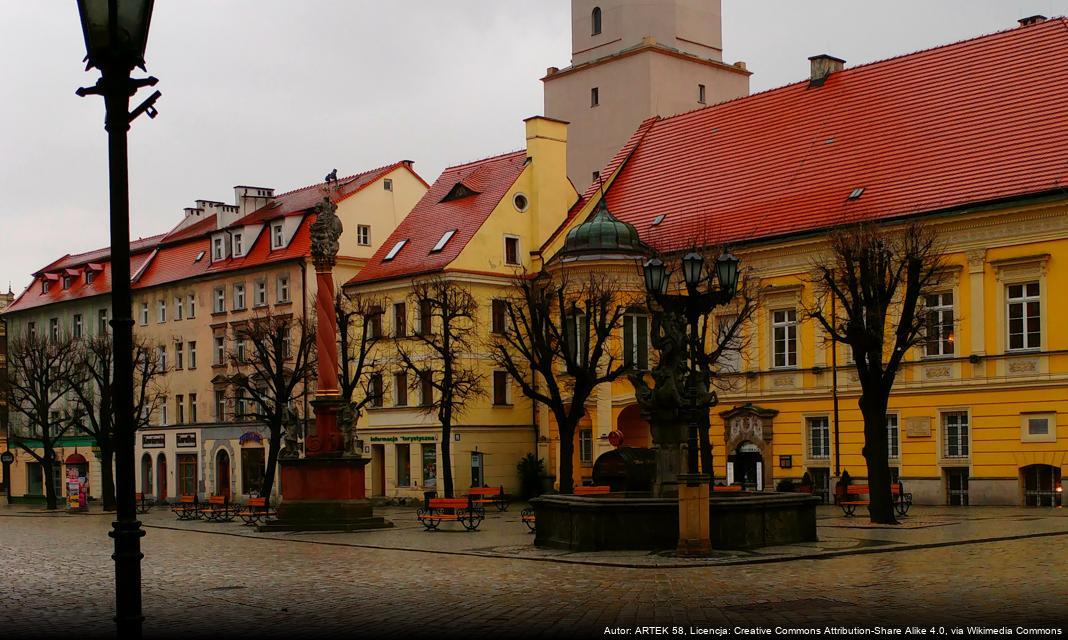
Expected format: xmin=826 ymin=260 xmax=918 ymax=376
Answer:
xmin=573 ymin=485 xmax=611 ymax=495
xmin=520 ymin=507 xmax=536 ymax=533
xmin=135 ymin=492 xmax=154 ymax=514
xmin=713 ymin=485 xmax=744 ymax=492
xmin=835 ymin=483 xmax=913 ymax=517
xmin=417 ymin=497 xmax=484 ymax=531
xmin=170 ymin=495 xmax=200 ymax=520
xmin=237 ymin=497 xmax=277 ymax=526
xmin=200 ymin=495 xmax=236 ymax=522
xmin=467 ymin=485 xmax=509 ymax=512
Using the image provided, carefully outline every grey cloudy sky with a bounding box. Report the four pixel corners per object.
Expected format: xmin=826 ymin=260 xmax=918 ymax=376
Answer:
xmin=1 ymin=0 xmax=1064 ymax=292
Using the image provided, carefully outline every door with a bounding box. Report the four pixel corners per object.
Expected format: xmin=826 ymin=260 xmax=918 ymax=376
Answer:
xmin=470 ymin=452 xmax=484 ymax=488
xmin=730 ymin=442 xmax=762 ymax=491
xmin=177 ymin=454 xmax=197 ymax=497
xmin=157 ymin=454 xmax=168 ymax=501
xmin=371 ymin=445 xmax=385 ymax=497
xmin=946 ymin=468 xmax=969 ymax=506
xmin=216 ymin=450 xmax=231 ymax=499
xmin=240 ymin=447 xmax=265 ymax=496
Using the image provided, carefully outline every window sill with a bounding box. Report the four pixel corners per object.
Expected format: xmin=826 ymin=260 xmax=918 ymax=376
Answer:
xmin=492 ymin=403 xmax=513 ymax=408
xmin=275 ymin=300 xmax=293 ymax=306
xmin=211 ymin=311 xmax=228 ymax=318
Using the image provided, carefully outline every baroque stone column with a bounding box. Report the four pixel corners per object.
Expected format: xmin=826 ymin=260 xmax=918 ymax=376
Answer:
xmin=264 ymin=195 xmax=390 ymax=532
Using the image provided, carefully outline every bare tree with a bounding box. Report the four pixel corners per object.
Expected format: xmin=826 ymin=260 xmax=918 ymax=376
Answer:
xmin=336 ymin=290 xmax=386 ymax=430
xmin=805 ymin=221 xmax=944 ymax=524
xmin=396 ymin=276 xmax=484 ymax=498
xmin=64 ymin=334 xmax=166 ymax=511
xmin=6 ymin=332 xmax=80 ymax=510
xmin=490 ymin=271 xmax=633 ymax=494
xmin=227 ymin=310 xmax=316 ymax=499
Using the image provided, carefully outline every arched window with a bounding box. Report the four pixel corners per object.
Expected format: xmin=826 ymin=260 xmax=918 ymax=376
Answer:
xmin=592 ymin=7 xmax=602 ymax=35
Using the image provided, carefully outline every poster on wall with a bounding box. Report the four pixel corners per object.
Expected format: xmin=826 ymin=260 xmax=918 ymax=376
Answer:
xmin=176 ymin=432 xmax=197 ymax=448
xmin=142 ymin=434 xmax=165 ymax=448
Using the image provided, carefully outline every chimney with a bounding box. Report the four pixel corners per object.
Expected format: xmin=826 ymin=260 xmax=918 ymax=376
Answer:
xmin=228 ymin=186 xmax=274 ymax=228
xmin=524 ymin=116 xmax=571 ymax=248
xmin=1018 ymin=15 xmax=1047 ymax=27
xmin=809 ymin=54 xmax=845 ymax=86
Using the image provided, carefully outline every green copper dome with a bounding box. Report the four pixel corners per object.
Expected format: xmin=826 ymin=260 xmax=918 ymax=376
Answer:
xmin=563 ymin=199 xmax=644 ymax=256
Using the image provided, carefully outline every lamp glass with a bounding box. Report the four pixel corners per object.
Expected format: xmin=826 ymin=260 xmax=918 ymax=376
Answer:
xmin=682 ymin=252 xmax=704 ymax=288
xmin=643 ymin=258 xmax=667 ymax=296
xmin=715 ymin=251 xmax=740 ymax=295
xmin=78 ymin=0 xmax=155 ymax=70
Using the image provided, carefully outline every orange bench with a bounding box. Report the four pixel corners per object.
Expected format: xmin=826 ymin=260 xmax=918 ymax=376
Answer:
xmin=467 ymin=485 xmax=509 ymax=512
xmin=520 ymin=507 xmax=536 ymax=533
xmin=713 ymin=485 xmax=744 ymax=492
xmin=573 ymin=485 xmax=611 ymax=495
xmin=201 ymin=495 xmax=236 ymax=522
xmin=170 ymin=495 xmax=199 ymax=520
xmin=835 ymin=483 xmax=912 ymax=517
xmin=417 ymin=497 xmax=484 ymax=531
xmin=237 ymin=497 xmax=276 ymax=526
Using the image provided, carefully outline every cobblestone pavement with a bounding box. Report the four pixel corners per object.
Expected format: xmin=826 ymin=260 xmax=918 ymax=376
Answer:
xmin=1 ymin=505 xmax=1067 ymax=638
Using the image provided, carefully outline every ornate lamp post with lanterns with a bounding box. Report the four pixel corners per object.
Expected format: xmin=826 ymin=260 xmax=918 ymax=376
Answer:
xmin=75 ymin=1 xmax=161 ymax=636
xmin=638 ymin=249 xmax=739 ymax=555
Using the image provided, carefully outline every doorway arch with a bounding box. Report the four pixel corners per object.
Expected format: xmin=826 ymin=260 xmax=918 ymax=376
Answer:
xmin=216 ymin=449 xmax=231 ymax=499
xmin=141 ymin=453 xmax=153 ymax=496
xmin=728 ymin=441 xmax=765 ymax=491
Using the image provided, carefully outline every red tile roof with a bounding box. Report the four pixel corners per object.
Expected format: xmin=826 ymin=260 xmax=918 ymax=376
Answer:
xmin=349 ymin=151 xmax=529 ymax=285
xmin=6 ymin=161 xmax=425 ymax=313
xmin=233 ymin=161 xmax=424 ymax=227
xmin=595 ymin=18 xmax=1068 ymax=252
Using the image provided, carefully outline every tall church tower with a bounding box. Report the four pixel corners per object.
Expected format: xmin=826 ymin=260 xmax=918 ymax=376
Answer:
xmin=544 ymin=0 xmax=751 ymax=191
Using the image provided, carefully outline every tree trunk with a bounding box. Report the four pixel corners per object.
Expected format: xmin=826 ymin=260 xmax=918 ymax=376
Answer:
xmin=697 ymin=413 xmax=714 ymax=482
xmin=99 ymin=444 xmax=117 ymax=512
xmin=261 ymin=425 xmax=282 ymax=500
xmin=440 ymin=416 xmax=454 ymax=499
xmin=859 ymin=389 xmax=897 ymax=524
xmin=557 ymin=415 xmax=578 ymax=495
xmin=43 ymin=457 xmax=58 ymax=510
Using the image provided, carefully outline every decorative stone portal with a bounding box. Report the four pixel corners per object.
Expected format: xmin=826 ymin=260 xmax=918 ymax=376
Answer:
xmin=720 ymin=404 xmax=778 ymax=491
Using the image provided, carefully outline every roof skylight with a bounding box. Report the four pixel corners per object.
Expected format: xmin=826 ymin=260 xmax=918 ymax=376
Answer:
xmin=848 ymin=187 xmax=865 ymax=200
xmin=430 ymin=230 xmax=457 ymax=253
xmin=194 ymin=251 xmax=206 ymax=262
xmin=384 ymin=239 xmax=408 ymax=261
xmin=651 ymin=214 xmax=666 ymax=226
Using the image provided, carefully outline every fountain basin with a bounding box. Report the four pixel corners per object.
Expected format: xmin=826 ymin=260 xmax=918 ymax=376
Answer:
xmin=531 ymin=491 xmax=820 ymax=551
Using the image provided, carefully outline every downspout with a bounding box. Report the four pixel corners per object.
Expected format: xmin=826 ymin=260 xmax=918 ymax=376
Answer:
xmin=300 ymin=259 xmax=309 ymax=437
xmin=832 ymin=294 xmax=840 ymax=477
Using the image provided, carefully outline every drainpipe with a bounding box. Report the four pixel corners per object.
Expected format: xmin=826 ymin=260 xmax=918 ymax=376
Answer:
xmin=832 ymin=294 xmax=840 ymax=477
xmin=300 ymin=260 xmax=309 ymax=438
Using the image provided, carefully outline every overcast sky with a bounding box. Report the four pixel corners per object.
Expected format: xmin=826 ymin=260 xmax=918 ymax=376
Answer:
xmin=1 ymin=0 xmax=1064 ymax=292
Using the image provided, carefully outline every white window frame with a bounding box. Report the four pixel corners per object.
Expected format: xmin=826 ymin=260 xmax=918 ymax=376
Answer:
xmin=277 ymin=276 xmax=291 ymax=303
xmin=924 ymin=291 xmax=955 ymax=357
xmin=212 ymin=236 xmax=225 ymax=261
xmin=941 ymin=410 xmax=970 ymax=460
xmin=886 ymin=413 xmax=900 ymax=460
xmin=271 ymin=223 xmax=284 ymax=249
xmin=1006 ymin=281 xmax=1041 ymax=351
xmin=806 ymin=416 xmax=830 ymax=461
xmin=233 ymin=282 xmax=246 ymax=310
xmin=579 ymin=429 xmax=593 ymax=464
xmin=188 ymin=341 xmax=197 ymax=370
xmin=188 ymin=294 xmax=196 ymax=319
xmin=232 ymin=232 xmax=244 ymax=256
xmin=214 ymin=335 xmax=225 ymax=365
xmin=356 ymin=225 xmax=371 ymax=247
xmin=254 ymin=280 xmax=267 ymax=307
xmin=174 ymin=297 xmax=183 ymax=321
xmin=771 ymin=308 xmax=798 ymax=369
xmin=157 ymin=300 xmax=166 ymax=324
xmin=213 ymin=287 xmax=225 ymax=313
xmin=623 ymin=313 xmax=650 ymax=370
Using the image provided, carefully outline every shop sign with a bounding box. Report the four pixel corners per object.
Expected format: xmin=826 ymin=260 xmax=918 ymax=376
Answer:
xmin=400 ymin=435 xmax=435 ymax=442
xmin=0 ymin=451 xmax=13 ymax=464
xmin=238 ymin=431 xmax=264 ymax=445
xmin=369 ymin=436 xmax=398 ymax=443
xmin=142 ymin=434 xmax=166 ymax=449
xmin=176 ymin=432 xmax=197 ymax=448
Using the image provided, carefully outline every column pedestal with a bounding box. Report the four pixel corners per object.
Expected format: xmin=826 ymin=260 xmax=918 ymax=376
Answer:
xmin=260 ymin=455 xmax=393 ymax=532
xmin=676 ymin=472 xmax=711 ymax=556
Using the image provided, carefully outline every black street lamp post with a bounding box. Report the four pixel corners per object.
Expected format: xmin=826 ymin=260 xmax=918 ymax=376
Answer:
xmin=642 ymin=250 xmax=739 ymax=478
xmin=76 ymin=1 xmax=159 ymax=637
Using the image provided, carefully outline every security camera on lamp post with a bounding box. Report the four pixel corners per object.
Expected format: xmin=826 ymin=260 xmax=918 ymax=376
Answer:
xmin=76 ymin=1 xmax=161 ymax=637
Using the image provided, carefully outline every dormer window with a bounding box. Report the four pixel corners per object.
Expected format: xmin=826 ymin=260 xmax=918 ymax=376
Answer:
xmin=431 ymin=230 xmax=457 ymax=253
xmin=232 ymin=232 xmax=244 ymax=256
xmin=271 ymin=222 xmax=284 ymax=249
xmin=441 ymin=182 xmax=478 ymax=203
xmin=384 ymin=239 xmax=408 ymax=261
xmin=62 ymin=276 xmax=72 ymax=290
xmin=212 ymin=236 xmax=225 ymax=261
xmin=384 ymin=179 xmax=393 ymax=192
xmin=86 ymin=270 xmax=95 ymax=285
xmin=41 ymin=280 xmax=49 ymax=294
